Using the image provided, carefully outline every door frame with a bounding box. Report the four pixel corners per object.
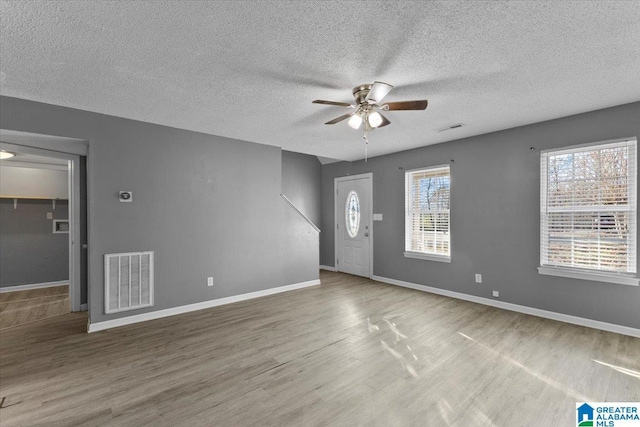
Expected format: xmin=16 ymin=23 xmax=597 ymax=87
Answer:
xmin=334 ymin=173 xmax=373 ymax=278
xmin=0 ymin=138 xmax=86 ymax=313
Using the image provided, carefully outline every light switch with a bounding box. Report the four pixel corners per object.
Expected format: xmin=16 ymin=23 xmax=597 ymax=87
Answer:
xmin=47 ymin=212 xmax=53 ymax=219
xmin=373 ymin=214 xmax=383 ymax=221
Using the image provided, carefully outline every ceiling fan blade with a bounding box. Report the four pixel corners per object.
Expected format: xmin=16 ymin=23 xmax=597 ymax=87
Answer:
xmin=365 ymin=81 xmax=393 ymax=103
xmin=313 ymin=100 xmax=354 ymax=108
xmin=325 ymin=112 xmax=355 ymax=125
xmin=382 ymin=100 xmax=428 ymax=111
xmin=378 ymin=113 xmax=391 ymax=128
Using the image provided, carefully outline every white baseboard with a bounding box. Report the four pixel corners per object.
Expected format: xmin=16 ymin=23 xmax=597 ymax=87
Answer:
xmin=371 ymin=275 xmax=640 ymax=339
xmin=320 ymin=265 xmax=337 ymax=272
xmin=88 ymin=279 xmax=321 ymax=333
xmin=0 ymin=280 xmax=69 ymax=293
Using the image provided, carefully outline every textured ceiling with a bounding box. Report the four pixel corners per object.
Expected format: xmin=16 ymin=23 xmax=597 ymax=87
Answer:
xmin=1 ymin=1 xmax=639 ymax=162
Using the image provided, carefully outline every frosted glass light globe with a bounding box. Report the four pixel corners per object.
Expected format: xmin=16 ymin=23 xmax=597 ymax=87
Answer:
xmin=368 ymin=111 xmax=383 ymax=128
xmin=348 ymin=113 xmax=363 ymax=129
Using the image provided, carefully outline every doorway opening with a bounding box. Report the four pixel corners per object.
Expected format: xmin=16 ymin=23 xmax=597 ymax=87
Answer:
xmin=0 ymin=130 xmax=88 ymax=329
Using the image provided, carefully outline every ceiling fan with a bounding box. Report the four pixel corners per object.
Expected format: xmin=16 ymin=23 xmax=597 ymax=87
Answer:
xmin=312 ymin=81 xmax=428 ymax=131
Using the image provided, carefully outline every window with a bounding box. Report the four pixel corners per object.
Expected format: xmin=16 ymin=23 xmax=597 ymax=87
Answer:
xmin=345 ymin=190 xmax=360 ymax=238
xmin=539 ymin=138 xmax=638 ymax=285
xmin=405 ymin=165 xmax=451 ymax=262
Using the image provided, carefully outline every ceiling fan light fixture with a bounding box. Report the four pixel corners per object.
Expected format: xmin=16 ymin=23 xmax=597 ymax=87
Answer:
xmin=348 ymin=113 xmax=363 ymax=129
xmin=368 ymin=111 xmax=383 ymax=128
xmin=312 ymin=81 xmax=428 ymax=133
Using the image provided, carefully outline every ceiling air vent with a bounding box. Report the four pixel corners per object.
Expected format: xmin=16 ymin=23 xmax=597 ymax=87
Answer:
xmin=437 ymin=123 xmax=464 ymax=133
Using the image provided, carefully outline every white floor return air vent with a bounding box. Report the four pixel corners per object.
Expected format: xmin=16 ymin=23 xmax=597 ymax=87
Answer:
xmin=105 ymin=251 xmax=154 ymax=314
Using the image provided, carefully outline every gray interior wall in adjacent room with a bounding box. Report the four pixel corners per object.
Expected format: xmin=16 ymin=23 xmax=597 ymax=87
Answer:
xmin=282 ymin=150 xmax=322 ymax=228
xmin=321 ymin=101 xmax=640 ymax=329
xmin=0 ymin=199 xmax=69 ymax=287
xmin=0 ymin=96 xmax=319 ymax=325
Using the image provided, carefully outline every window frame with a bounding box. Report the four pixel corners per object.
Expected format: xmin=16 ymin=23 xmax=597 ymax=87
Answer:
xmin=404 ymin=164 xmax=451 ymax=263
xmin=538 ymin=137 xmax=638 ymax=286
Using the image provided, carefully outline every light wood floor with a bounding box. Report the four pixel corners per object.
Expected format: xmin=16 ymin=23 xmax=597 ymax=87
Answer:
xmin=0 ymin=285 xmax=69 ymax=329
xmin=0 ymin=271 xmax=638 ymax=426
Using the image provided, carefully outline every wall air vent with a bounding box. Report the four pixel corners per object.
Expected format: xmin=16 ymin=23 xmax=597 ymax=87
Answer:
xmin=105 ymin=251 xmax=153 ymax=314
xmin=437 ymin=123 xmax=465 ymax=132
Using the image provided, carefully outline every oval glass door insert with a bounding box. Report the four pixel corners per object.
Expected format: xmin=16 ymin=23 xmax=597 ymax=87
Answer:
xmin=345 ymin=191 xmax=360 ymax=238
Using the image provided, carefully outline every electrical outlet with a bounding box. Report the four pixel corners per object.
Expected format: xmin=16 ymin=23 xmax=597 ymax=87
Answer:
xmin=207 ymin=277 xmax=214 ymax=287
xmin=492 ymin=291 xmax=499 ymax=298
xmin=475 ymin=274 xmax=482 ymax=283
xmin=47 ymin=212 xmax=53 ymax=219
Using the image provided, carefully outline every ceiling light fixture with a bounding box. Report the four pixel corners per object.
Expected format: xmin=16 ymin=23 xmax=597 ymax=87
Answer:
xmin=0 ymin=151 xmax=15 ymax=160
xmin=313 ymin=81 xmax=429 ymax=162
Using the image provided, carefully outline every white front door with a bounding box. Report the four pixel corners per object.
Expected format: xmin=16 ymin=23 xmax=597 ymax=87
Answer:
xmin=336 ymin=175 xmax=371 ymax=277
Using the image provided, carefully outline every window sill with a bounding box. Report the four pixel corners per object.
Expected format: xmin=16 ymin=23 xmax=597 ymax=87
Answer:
xmin=537 ymin=266 xmax=639 ymax=286
xmin=404 ymin=252 xmax=451 ymax=263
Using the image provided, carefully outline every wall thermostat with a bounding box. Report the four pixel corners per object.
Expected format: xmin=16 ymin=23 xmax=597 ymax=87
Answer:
xmin=119 ymin=191 xmax=133 ymax=202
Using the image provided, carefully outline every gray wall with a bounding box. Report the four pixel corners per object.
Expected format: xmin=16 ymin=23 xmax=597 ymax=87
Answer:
xmin=321 ymin=102 xmax=640 ymax=329
xmin=282 ymin=150 xmax=322 ymax=265
xmin=0 ymin=95 xmax=319 ymax=324
xmin=0 ymin=199 xmax=69 ymax=286
xmin=282 ymin=150 xmax=322 ymax=228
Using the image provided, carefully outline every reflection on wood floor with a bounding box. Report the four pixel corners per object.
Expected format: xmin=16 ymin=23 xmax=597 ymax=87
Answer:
xmin=0 ymin=271 xmax=637 ymax=426
xmin=0 ymin=284 xmax=69 ymax=329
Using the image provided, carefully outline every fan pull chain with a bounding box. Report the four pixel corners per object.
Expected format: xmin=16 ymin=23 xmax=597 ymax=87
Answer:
xmin=363 ymin=130 xmax=369 ymax=162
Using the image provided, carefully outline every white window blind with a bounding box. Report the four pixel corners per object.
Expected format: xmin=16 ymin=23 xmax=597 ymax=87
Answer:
xmin=405 ymin=165 xmax=451 ymax=258
xmin=540 ymin=139 xmax=637 ymax=275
